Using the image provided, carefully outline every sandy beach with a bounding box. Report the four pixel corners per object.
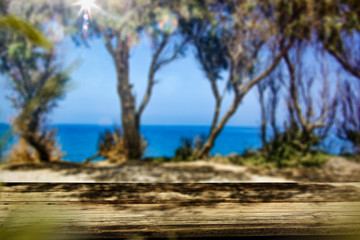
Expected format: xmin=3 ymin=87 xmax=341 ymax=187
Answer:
xmin=1 ymin=157 xmax=359 ymax=183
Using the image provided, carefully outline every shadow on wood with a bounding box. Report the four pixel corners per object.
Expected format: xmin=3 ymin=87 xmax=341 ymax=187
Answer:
xmin=0 ymin=182 xmax=360 ymax=239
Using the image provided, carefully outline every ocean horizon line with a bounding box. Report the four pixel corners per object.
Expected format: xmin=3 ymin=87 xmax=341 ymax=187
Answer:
xmin=1 ymin=123 xmax=263 ymax=160
xmin=0 ymin=123 xmax=346 ymax=160
xmin=0 ymin=122 xmax=260 ymax=128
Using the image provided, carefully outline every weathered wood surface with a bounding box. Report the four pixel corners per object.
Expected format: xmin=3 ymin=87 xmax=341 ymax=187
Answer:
xmin=1 ymin=182 xmax=360 ymax=239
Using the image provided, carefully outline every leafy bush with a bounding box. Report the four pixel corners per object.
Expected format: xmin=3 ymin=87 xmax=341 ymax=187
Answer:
xmin=228 ymin=151 xmax=269 ymax=167
xmin=257 ymin=123 xmax=329 ymax=168
xmin=173 ymin=135 xmax=206 ymax=161
xmin=96 ymin=127 xmax=147 ymax=163
xmin=229 ymin=125 xmax=329 ymax=168
xmin=144 ymin=157 xmax=171 ymax=163
xmin=300 ymin=152 xmax=329 ymax=167
xmin=229 ymin=146 xmax=328 ymax=168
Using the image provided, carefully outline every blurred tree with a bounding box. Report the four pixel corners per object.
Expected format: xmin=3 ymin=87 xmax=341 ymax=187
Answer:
xmin=183 ymin=1 xmax=293 ymax=158
xmin=6 ymin=0 xmax=201 ymax=160
xmin=1 ymin=2 xmax=71 ymax=162
xmin=269 ymin=0 xmax=360 ymax=80
xmin=0 ymin=42 xmax=70 ymax=162
xmin=283 ymin=46 xmax=338 ymax=145
xmin=313 ymin=0 xmax=360 ymax=80
xmin=256 ymin=70 xmax=281 ymax=156
xmin=264 ymin=44 xmax=338 ymax=165
xmin=70 ymin=0 xmax=200 ymax=160
xmin=337 ymin=80 xmax=360 ymax=155
xmin=252 ymin=0 xmax=360 ymax=164
xmin=0 ymin=15 xmax=51 ymax=49
xmin=0 ymin=0 xmax=57 ymax=162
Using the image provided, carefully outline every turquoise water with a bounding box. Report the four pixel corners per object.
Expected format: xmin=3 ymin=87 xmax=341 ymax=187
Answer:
xmin=0 ymin=123 xmax=348 ymax=162
xmin=0 ymin=124 xmax=261 ymax=162
xmin=53 ymin=125 xmax=262 ymax=161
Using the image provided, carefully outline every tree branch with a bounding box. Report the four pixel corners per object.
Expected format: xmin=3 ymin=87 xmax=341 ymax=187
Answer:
xmin=194 ymin=40 xmax=223 ymax=131
xmin=284 ymin=52 xmax=309 ymax=132
xmin=155 ymin=37 xmax=189 ymax=70
xmin=237 ymin=40 xmax=294 ymax=98
xmin=195 ymin=40 xmax=221 ymax=102
xmin=136 ymin=36 xmax=189 ymax=117
xmin=137 ymin=35 xmax=169 ymax=117
xmin=197 ymin=93 xmax=241 ymax=158
xmin=103 ymin=32 xmax=116 ymax=58
xmin=326 ymin=46 xmax=360 ymax=80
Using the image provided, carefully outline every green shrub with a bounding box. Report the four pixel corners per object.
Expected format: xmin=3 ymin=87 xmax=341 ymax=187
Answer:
xmin=228 ymin=153 xmax=269 ymax=167
xmin=260 ymin=124 xmax=329 ymax=168
xmin=96 ymin=127 xmax=147 ymax=163
xmin=300 ymin=152 xmax=329 ymax=167
xmin=144 ymin=157 xmax=171 ymax=163
xmin=173 ymin=135 xmax=206 ymax=161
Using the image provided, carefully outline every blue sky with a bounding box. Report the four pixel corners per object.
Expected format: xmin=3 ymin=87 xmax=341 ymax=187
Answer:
xmin=0 ymin=37 xmax=270 ymax=126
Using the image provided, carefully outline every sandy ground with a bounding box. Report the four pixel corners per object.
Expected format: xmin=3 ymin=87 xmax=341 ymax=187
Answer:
xmin=0 ymin=157 xmax=359 ymax=182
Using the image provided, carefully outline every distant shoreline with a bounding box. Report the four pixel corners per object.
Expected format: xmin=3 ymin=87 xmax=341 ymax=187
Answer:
xmin=0 ymin=122 xmax=260 ymax=128
xmin=0 ymin=124 xmax=350 ymax=162
xmin=0 ymin=124 xmax=263 ymax=161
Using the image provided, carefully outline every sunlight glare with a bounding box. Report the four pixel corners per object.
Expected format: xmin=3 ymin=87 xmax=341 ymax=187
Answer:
xmin=74 ymin=0 xmax=97 ymax=16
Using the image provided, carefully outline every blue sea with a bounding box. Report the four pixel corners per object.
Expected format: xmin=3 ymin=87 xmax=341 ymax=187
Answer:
xmin=0 ymin=123 xmax=348 ymax=162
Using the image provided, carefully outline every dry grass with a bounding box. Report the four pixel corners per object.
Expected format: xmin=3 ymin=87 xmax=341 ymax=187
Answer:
xmin=97 ymin=128 xmax=147 ymax=163
xmin=7 ymin=139 xmax=62 ymax=163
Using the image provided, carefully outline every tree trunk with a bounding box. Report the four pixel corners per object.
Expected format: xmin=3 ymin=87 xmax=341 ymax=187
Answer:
xmin=257 ymin=84 xmax=268 ymax=153
xmin=209 ymin=100 xmax=221 ymax=138
xmin=269 ymin=81 xmax=280 ymax=139
xmin=120 ymin=100 xmax=141 ymax=160
xmin=197 ymin=96 xmax=241 ymax=159
xmin=23 ymin=133 xmax=50 ymax=162
xmin=115 ymin=40 xmax=142 ymax=160
xmin=19 ymin=109 xmax=51 ymax=162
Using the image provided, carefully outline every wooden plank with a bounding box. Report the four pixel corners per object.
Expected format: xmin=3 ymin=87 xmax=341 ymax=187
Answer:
xmin=0 ymin=182 xmax=359 ymax=239
xmin=1 ymin=182 xmax=360 ymax=203
xmin=3 ymin=182 xmax=360 ymax=193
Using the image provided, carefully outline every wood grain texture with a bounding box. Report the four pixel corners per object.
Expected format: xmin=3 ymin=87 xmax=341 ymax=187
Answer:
xmin=0 ymin=182 xmax=360 ymax=239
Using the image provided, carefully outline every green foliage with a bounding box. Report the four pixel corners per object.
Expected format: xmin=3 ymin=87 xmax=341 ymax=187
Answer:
xmin=179 ymin=5 xmax=228 ymax=81
xmin=173 ymin=138 xmax=193 ymax=161
xmin=261 ymin=124 xmax=329 ymax=168
xmin=0 ymin=2 xmax=55 ymax=163
xmin=270 ymin=0 xmax=359 ymax=43
xmin=0 ymin=17 xmax=71 ymax=162
xmin=300 ymin=151 xmax=329 ymax=167
xmin=266 ymin=0 xmax=360 ymax=82
xmin=173 ymin=135 xmax=206 ymax=161
xmin=315 ymin=0 xmax=359 ymax=51
xmin=0 ymin=15 xmax=51 ymax=49
xmin=194 ymin=29 xmax=229 ymax=81
xmin=144 ymin=156 xmax=171 ymax=163
xmin=271 ymin=0 xmax=314 ymax=39
xmin=228 ymin=149 xmax=269 ymax=167
xmin=5 ymin=47 xmax=71 ymax=120
xmin=228 ymin=145 xmax=329 ymax=169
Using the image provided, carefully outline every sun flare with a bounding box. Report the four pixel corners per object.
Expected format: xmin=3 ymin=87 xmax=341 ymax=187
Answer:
xmin=74 ymin=0 xmax=97 ymax=16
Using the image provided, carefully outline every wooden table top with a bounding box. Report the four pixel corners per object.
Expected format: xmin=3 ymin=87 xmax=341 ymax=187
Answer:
xmin=1 ymin=182 xmax=360 ymax=239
